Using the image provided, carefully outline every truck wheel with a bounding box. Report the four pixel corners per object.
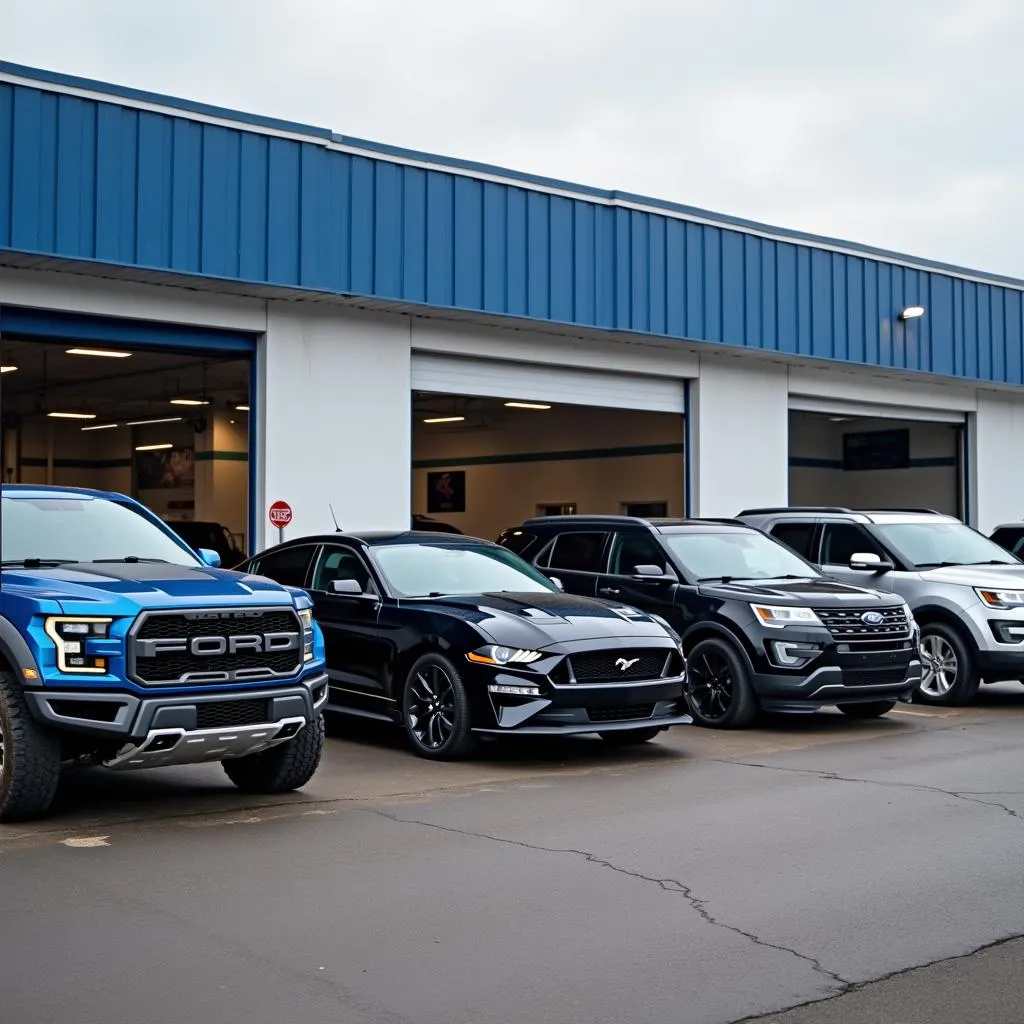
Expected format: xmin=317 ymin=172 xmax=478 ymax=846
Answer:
xmin=222 ymin=714 xmax=325 ymax=793
xmin=917 ymin=623 xmax=980 ymax=706
xmin=0 ymin=672 xmax=62 ymax=822
xmin=837 ymin=700 xmax=897 ymax=718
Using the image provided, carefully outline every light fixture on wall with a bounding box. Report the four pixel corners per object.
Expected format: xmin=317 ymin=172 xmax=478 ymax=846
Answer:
xmin=0 ymin=365 xmax=16 ymax=373
xmin=66 ymin=348 xmax=132 ymax=358
xmin=125 ymin=416 xmax=184 ymax=426
xmin=47 ymin=411 xmax=96 ymax=420
xmin=423 ymin=415 xmax=465 ymax=424
xmin=170 ymin=398 xmax=209 ymax=406
xmin=504 ymin=401 xmax=552 ymax=410
xmin=899 ymin=306 xmax=925 ymax=320
xmin=81 ymin=422 xmax=120 ymax=431
xmin=235 ymin=405 xmax=250 ymax=412
xmin=136 ymin=442 xmax=174 ymax=451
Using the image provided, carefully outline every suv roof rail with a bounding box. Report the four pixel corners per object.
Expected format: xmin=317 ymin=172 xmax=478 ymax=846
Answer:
xmin=859 ymin=507 xmax=942 ymax=515
xmin=521 ymin=514 xmax=652 ymax=527
xmin=737 ymin=506 xmax=854 ymax=516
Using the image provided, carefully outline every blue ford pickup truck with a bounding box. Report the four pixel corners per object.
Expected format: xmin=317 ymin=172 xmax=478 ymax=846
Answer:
xmin=0 ymin=484 xmax=329 ymax=822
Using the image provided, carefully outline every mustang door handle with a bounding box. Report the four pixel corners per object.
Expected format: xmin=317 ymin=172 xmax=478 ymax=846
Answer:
xmin=599 ymin=587 xmax=621 ymax=596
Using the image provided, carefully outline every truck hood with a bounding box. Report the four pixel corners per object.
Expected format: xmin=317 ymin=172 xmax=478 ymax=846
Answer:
xmin=918 ymin=562 xmax=1024 ymax=589
xmin=2 ymin=562 xmax=302 ymax=614
xmin=697 ymin=576 xmax=901 ymax=606
xmin=422 ymin=591 xmax=673 ymax=648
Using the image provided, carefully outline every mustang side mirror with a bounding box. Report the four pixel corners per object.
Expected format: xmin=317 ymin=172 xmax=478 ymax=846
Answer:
xmin=632 ymin=563 xmax=676 ymax=582
xmin=849 ymin=552 xmax=894 ymax=572
xmin=329 ymin=578 xmax=365 ymax=596
xmin=197 ymin=548 xmax=222 ymax=568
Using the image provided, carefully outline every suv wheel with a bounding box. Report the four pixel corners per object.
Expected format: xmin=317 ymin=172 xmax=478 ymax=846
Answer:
xmin=0 ymin=672 xmax=62 ymax=822
xmin=402 ymin=653 xmax=476 ymax=760
xmin=685 ymin=637 xmax=758 ymax=728
xmin=917 ymin=623 xmax=980 ymax=706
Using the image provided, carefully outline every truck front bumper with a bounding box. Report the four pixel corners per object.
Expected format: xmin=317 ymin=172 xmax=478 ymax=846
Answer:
xmin=23 ymin=674 xmax=329 ymax=768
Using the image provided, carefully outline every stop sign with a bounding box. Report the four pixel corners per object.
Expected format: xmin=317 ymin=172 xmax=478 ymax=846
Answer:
xmin=268 ymin=500 xmax=293 ymax=528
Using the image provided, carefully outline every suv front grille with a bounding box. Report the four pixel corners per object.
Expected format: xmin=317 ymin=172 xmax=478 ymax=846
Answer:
xmin=128 ymin=608 xmax=303 ymax=686
xmin=813 ymin=607 xmax=910 ymax=641
xmin=567 ymin=650 xmax=672 ymax=684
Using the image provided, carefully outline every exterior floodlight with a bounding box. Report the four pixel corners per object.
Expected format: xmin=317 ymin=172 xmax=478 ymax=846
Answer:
xmin=899 ymin=306 xmax=925 ymax=320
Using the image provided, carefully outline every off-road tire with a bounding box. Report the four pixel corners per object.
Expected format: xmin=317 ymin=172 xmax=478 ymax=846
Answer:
xmin=598 ymin=727 xmax=665 ymax=745
xmin=222 ymin=714 xmax=325 ymax=793
xmin=836 ymin=700 xmax=897 ymax=719
xmin=0 ymin=672 xmax=62 ymax=822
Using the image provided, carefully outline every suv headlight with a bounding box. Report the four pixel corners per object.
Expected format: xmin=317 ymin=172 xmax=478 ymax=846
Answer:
xmin=467 ymin=645 xmax=544 ymax=666
xmin=976 ymin=589 xmax=1024 ymax=609
xmin=44 ymin=616 xmax=113 ymax=674
xmin=750 ymin=604 xmax=823 ymax=629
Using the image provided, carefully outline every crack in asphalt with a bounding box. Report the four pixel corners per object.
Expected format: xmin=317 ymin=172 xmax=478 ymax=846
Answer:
xmin=371 ymin=808 xmax=851 ymax=991
xmin=716 ymin=760 xmax=1023 ymax=822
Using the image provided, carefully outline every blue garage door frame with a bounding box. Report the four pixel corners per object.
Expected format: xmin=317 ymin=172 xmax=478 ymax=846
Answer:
xmin=0 ymin=306 xmax=261 ymax=555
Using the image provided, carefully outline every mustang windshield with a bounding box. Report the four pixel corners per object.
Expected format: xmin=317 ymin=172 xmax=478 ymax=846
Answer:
xmin=664 ymin=531 xmax=819 ymax=582
xmin=373 ymin=542 xmax=558 ymax=598
xmin=1 ymin=495 xmax=200 ymax=567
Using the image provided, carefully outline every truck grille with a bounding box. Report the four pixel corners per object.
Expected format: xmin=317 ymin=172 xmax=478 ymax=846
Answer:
xmin=813 ymin=607 xmax=910 ymax=641
xmin=128 ymin=608 xmax=303 ymax=686
xmin=568 ymin=649 xmax=674 ymax=684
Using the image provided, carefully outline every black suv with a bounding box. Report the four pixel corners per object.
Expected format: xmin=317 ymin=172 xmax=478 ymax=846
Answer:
xmin=497 ymin=516 xmax=921 ymax=728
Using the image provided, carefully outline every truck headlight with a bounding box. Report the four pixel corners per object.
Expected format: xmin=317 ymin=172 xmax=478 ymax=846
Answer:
xmin=44 ymin=617 xmax=113 ymax=674
xmin=298 ymin=607 xmax=315 ymax=661
xmin=750 ymin=604 xmax=823 ymax=629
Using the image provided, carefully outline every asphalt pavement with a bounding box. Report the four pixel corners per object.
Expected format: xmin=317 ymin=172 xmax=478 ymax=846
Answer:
xmin=2 ymin=686 xmax=1023 ymax=1024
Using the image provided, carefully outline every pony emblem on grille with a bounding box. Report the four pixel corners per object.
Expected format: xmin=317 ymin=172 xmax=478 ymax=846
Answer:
xmin=616 ymin=657 xmax=640 ymax=671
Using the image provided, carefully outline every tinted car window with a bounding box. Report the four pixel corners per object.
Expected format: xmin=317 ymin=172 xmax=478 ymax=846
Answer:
xmin=820 ymin=524 xmax=886 ymax=565
xmin=608 ymin=533 xmax=667 ymax=575
xmin=990 ymin=527 xmax=1024 ymax=555
xmin=769 ymin=522 xmax=818 ymax=560
xmin=251 ymin=544 xmax=317 ymax=587
xmin=497 ymin=529 xmax=539 ymax=557
xmin=311 ymin=545 xmax=374 ymax=593
xmin=547 ymin=532 xmax=608 ymax=573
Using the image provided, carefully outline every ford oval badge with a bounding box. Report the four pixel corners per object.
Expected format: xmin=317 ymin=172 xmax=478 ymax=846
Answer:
xmin=861 ymin=611 xmax=884 ymax=625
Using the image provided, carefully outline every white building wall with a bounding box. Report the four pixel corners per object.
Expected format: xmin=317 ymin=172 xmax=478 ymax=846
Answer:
xmin=689 ymin=358 xmax=789 ymax=517
xmin=972 ymin=392 xmax=1024 ymax=533
xmin=257 ymin=303 xmax=411 ymax=548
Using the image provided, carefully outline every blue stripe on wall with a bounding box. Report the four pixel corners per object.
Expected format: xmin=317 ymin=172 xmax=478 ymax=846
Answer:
xmin=3 ymin=69 xmax=1024 ymax=385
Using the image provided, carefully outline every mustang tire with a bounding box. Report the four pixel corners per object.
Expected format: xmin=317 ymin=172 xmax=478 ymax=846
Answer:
xmin=0 ymin=672 xmax=62 ymax=823
xmin=402 ymin=653 xmax=476 ymax=760
xmin=222 ymin=714 xmax=325 ymax=793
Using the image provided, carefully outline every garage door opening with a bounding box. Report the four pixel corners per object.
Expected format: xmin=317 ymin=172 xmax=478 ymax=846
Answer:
xmin=789 ymin=410 xmax=965 ymax=518
xmin=411 ymin=391 xmax=686 ymax=541
xmin=1 ymin=330 xmax=253 ymax=566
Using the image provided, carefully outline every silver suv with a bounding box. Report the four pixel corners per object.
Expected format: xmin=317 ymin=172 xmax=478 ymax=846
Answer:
xmin=736 ymin=507 xmax=1024 ymax=706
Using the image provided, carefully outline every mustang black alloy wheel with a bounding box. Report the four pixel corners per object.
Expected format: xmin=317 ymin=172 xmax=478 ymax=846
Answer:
xmin=402 ymin=653 xmax=475 ymax=760
xmin=685 ymin=637 xmax=758 ymax=729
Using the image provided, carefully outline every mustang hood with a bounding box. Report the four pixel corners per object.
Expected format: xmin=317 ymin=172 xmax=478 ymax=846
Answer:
xmin=697 ymin=576 xmax=902 ymax=605
xmin=3 ymin=562 xmax=299 ymax=615
xmin=431 ymin=591 xmax=674 ymax=647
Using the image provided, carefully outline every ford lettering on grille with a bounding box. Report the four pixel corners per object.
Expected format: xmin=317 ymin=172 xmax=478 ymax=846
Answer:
xmin=128 ymin=608 xmax=304 ymax=686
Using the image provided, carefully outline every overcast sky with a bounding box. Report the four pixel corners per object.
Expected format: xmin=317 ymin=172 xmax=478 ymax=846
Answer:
xmin=5 ymin=0 xmax=1023 ymax=278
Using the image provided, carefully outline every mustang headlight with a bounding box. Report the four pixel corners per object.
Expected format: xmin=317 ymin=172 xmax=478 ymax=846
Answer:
xmin=44 ymin=616 xmax=113 ymax=674
xmin=750 ymin=604 xmax=823 ymax=629
xmin=976 ymin=588 xmax=1024 ymax=610
xmin=467 ymin=645 xmax=544 ymax=666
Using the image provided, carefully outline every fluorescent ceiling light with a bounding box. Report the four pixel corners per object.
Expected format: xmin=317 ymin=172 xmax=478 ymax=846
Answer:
xmin=504 ymin=401 xmax=552 ymax=410
xmin=0 ymin=365 xmax=16 ymax=373
xmin=66 ymin=347 xmax=132 ymax=358
xmin=135 ymin=443 xmax=174 ymax=451
xmin=125 ymin=416 xmax=183 ymax=426
xmin=81 ymin=423 xmax=119 ymax=431
xmin=235 ymin=405 xmax=250 ymax=412
xmin=170 ymin=398 xmax=209 ymax=406
xmin=423 ymin=415 xmax=465 ymax=424
xmin=899 ymin=306 xmax=925 ymax=320
xmin=47 ymin=411 xmax=96 ymax=420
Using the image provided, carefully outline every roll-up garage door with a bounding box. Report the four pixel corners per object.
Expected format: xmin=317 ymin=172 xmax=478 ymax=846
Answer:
xmin=788 ymin=394 xmax=966 ymax=424
xmin=410 ymin=353 xmax=686 ymax=414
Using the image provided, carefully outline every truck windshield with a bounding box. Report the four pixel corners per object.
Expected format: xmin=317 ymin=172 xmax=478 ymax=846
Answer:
xmin=1 ymin=495 xmax=201 ymax=567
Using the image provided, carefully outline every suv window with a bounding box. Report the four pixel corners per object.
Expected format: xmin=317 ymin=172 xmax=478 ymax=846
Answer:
xmin=820 ymin=524 xmax=886 ymax=565
xmin=990 ymin=527 xmax=1024 ymax=556
xmin=251 ymin=544 xmax=317 ymax=587
xmin=547 ymin=532 xmax=608 ymax=573
xmin=608 ymin=532 xmax=667 ymax=575
xmin=769 ymin=522 xmax=818 ymax=561
xmin=497 ymin=529 xmax=539 ymax=558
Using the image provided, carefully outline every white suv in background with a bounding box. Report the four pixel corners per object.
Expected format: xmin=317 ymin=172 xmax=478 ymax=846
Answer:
xmin=737 ymin=507 xmax=1024 ymax=706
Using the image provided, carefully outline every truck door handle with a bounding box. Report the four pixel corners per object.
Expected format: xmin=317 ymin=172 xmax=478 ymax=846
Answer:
xmin=599 ymin=587 xmax=620 ymax=596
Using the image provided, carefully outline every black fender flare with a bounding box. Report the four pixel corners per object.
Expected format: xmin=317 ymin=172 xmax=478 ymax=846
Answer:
xmin=0 ymin=617 xmax=42 ymax=685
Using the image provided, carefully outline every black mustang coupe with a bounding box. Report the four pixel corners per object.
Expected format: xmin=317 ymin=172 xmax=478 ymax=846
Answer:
xmin=239 ymin=531 xmax=690 ymax=758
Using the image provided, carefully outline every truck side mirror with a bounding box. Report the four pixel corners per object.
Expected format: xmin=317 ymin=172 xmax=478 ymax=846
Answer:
xmin=197 ymin=548 xmax=222 ymax=568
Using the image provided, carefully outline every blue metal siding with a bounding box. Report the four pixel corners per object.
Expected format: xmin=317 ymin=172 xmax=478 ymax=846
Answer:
xmin=3 ymin=79 xmax=1024 ymax=386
